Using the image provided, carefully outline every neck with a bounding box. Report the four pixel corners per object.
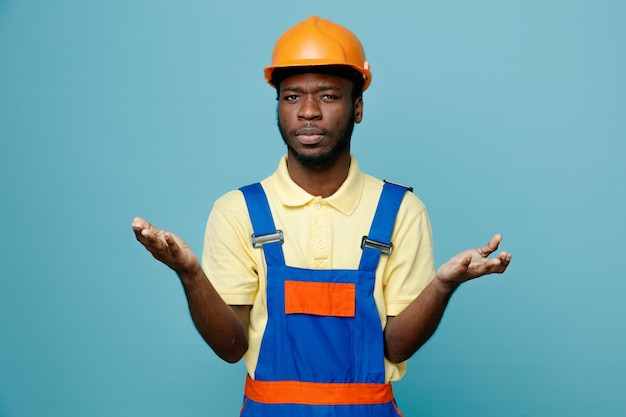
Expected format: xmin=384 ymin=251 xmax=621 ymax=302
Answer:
xmin=286 ymin=152 xmax=351 ymax=198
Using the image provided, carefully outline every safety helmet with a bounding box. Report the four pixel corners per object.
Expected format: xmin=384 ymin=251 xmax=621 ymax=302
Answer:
xmin=264 ymin=16 xmax=372 ymax=91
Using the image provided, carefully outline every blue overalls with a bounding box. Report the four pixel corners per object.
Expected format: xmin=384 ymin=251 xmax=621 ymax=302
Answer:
xmin=238 ymin=181 xmax=409 ymax=417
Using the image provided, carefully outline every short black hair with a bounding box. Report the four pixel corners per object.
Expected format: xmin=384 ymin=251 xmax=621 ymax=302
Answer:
xmin=272 ymin=65 xmax=364 ymax=102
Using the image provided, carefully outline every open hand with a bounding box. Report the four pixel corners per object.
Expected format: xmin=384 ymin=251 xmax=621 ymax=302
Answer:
xmin=131 ymin=217 xmax=200 ymax=275
xmin=436 ymin=234 xmax=512 ymax=287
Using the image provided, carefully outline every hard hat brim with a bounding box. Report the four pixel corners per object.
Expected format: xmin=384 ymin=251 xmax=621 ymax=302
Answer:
xmin=264 ymin=61 xmax=371 ymax=91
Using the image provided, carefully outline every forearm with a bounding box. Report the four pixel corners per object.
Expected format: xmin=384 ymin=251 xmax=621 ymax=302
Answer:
xmin=178 ymin=268 xmax=249 ymax=363
xmin=383 ymin=276 xmax=457 ymax=363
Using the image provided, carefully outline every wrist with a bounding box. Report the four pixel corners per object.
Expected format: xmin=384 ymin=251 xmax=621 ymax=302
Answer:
xmin=433 ymin=274 xmax=460 ymax=294
xmin=176 ymin=261 xmax=203 ymax=284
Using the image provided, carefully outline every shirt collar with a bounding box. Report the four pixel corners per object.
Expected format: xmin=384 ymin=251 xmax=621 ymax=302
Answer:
xmin=270 ymin=155 xmax=364 ymax=216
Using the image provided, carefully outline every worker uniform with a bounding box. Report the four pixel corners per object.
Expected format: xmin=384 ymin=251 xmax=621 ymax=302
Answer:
xmin=202 ymin=156 xmax=436 ymax=415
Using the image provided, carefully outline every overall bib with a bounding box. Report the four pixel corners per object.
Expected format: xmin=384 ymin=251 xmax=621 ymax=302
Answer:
xmin=239 ymin=182 xmax=408 ymax=417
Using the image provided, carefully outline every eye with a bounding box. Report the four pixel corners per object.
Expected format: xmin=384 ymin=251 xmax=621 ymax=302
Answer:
xmin=321 ymin=94 xmax=339 ymax=101
xmin=283 ymin=94 xmax=299 ymax=102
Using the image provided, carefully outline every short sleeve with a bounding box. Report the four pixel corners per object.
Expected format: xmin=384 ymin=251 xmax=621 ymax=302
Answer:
xmin=382 ymin=195 xmax=436 ymax=317
xmin=201 ymin=190 xmax=260 ymax=305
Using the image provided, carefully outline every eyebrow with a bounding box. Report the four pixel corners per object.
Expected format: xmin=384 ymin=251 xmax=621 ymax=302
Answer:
xmin=281 ymin=85 xmax=342 ymax=94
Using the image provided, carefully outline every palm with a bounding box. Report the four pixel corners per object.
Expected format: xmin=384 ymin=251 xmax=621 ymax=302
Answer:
xmin=437 ymin=234 xmax=512 ymax=285
xmin=132 ymin=217 xmax=200 ymax=275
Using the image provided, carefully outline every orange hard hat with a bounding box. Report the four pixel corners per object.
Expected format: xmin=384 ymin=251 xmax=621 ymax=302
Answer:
xmin=264 ymin=16 xmax=372 ymax=91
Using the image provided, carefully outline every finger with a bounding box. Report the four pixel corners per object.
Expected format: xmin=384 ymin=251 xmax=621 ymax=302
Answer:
xmin=133 ymin=223 xmax=153 ymax=243
xmin=138 ymin=222 xmax=165 ymax=241
xmin=136 ymin=230 xmax=159 ymax=250
xmin=484 ymin=256 xmax=512 ymax=274
xmin=133 ymin=228 xmax=146 ymax=243
xmin=131 ymin=217 xmax=150 ymax=231
xmin=496 ymin=252 xmax=512 ymax=272
xmin=136 ymin=226 xmax=170 ymax=253
xmin=132 ymin=218 xmax=159 ymax=245
xmin=164 ymin=232 xmax=181 ymax=256
xmin=477 ymin=234 xmax=502 ymax=257
xmin=132 ymin=217 xmax=165 ymax=237
xmin=496 ymin=251 xmax=512 ymax=262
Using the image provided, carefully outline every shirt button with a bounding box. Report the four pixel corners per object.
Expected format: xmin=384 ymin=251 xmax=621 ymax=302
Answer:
xmin=316 ymin=222 xmax=323 ymax=228
xmin=314 ymin=203 xmax=321 ymax=209
xmin=318 ymin=242 xmax=325 ymax=249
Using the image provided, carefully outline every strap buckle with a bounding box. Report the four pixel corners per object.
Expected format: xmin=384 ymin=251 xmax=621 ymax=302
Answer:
xmin=361 ymin=236 xmax=393 ymax=256
xmin=251 ymin=230 xmax=284 ymax=248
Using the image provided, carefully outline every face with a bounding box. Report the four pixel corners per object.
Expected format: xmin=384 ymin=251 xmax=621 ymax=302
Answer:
xmin=277 ymin=72 xmax=363 ymax=170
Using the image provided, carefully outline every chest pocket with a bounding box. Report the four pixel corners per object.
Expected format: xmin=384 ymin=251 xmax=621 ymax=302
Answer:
xmin=284 ymin=281 xmax=356 ymax=317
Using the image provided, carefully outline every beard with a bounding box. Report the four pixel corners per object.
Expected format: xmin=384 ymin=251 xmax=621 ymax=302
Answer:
xmin=277 ymin=109 xmax=356 ymax=170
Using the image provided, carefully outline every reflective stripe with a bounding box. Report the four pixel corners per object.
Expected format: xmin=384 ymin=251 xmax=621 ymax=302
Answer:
xmin=244 ymin=375 xmax=394 ymax=405
xmin=284 ymin=281 xmax=355 ymax=317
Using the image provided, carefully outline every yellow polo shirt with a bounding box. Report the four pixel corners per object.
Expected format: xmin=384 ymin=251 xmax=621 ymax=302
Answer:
xmin=202 ymin=156 xmax=436 ymax=382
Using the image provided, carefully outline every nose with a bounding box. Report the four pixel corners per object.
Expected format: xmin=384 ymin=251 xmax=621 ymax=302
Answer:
xmin=297 ymin=96 xmax=322 ymax=120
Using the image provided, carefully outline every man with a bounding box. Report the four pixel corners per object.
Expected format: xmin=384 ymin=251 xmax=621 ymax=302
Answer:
xmin=132 ymin=16 xmax=511 ymax=416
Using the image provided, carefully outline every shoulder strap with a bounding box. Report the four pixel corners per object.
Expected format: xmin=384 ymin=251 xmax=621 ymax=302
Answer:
xmin=239 ymin=183 xmax=286 ymax=267
xmin=358 ymin=181 xmax=411 ymax=272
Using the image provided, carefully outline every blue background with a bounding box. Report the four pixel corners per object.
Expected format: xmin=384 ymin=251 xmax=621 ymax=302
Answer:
xmin=1 ymin=0 xmax=625 ymax=416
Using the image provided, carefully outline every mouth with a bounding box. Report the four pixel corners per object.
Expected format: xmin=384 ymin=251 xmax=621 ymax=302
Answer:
xmin=296 ymin=134 xmax=324 ymax=145
xmin=295 ymin=127 xmax=325 ymax=145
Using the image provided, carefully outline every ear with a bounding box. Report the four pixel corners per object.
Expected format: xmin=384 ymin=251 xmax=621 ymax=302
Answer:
xmin=354 ymin=97 xmax=363 ymax=124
